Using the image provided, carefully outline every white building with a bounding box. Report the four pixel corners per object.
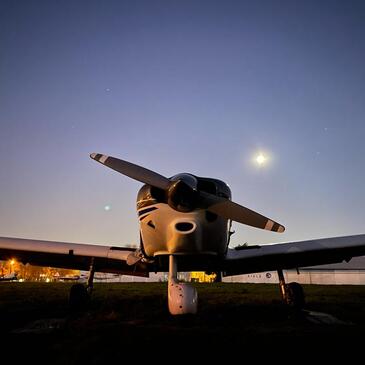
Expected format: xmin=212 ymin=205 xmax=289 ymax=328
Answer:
xmin=223 ymin=256 xmax=365 ymax=285
xmin=81 ymin=256 xmax=365 ymax=285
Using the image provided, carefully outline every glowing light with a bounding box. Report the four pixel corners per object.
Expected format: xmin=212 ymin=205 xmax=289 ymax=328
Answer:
xmin=104 ymin=204 xmax=111 ymax=211
xmin=256 ymin=154 xmax=266 ymax=165
xmin=10 ymin=259 xmax=15 ymax=265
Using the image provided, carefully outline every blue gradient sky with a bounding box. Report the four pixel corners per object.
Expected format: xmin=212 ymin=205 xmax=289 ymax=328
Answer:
xmin=1 ymin=0 xmax=365 ymax=248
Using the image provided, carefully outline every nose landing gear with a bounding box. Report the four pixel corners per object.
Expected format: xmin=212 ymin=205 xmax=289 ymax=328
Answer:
xmin=168 ymin=255 xmax=198 ymax=315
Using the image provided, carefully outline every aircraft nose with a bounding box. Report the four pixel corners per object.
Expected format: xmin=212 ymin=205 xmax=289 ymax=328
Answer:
xmin=168 ymin=220 xmax=200 ymax=253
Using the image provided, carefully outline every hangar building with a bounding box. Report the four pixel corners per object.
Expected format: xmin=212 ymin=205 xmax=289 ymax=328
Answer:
xmin=223 ymin=256 xmax=365 ymax=285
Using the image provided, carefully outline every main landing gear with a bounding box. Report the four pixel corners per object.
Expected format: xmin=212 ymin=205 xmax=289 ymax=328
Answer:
xmin=69 ymin=259 xmax=95 ymax=311
xmin=277 ymin=269 xmax=305 ymax=310
xmin=168 ymin=255 xmax=198 ymax=315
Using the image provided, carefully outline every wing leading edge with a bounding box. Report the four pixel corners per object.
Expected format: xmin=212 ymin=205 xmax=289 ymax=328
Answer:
xmin=0 ymin=237 xmax=149 ymax=277
xmin=2 ymin=234 xmax=365 ymax=278
xmin=223 ymin=234 xmax=365 ymax=276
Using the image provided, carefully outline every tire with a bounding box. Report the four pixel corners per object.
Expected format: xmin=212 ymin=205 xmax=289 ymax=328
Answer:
xmin=286 ymin=282 xmax=305 ymax=309
xmin=69 ymin=283 xmax=90 ymax=311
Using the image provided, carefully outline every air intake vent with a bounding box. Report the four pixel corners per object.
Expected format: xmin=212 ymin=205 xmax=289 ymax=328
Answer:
xmin=175 ymin=222 xmax=194 ymax=232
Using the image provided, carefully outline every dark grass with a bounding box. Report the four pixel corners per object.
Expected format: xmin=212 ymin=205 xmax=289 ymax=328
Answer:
xmin=1 ymin=282 xmax=365 ymax=361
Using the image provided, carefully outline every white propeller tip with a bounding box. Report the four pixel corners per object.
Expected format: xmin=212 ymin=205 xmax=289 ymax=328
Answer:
xmin=264 ymin=219 xmax=285 ymax=233
xmin=90 ymin=153 xmax=109 ymax=164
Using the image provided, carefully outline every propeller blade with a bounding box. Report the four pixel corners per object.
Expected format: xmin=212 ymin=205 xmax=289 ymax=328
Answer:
xmin=202 ymin=192 xmax=285 ymax=233
xmin=90 ymin=153 xmax=284 ymax=232
xmin=90 ymin=153 xmax=170 ymax=190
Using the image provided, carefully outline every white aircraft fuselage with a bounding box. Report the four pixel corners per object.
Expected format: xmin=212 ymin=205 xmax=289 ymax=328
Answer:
xmin=139 ymin=202 xmax=230 ymax=257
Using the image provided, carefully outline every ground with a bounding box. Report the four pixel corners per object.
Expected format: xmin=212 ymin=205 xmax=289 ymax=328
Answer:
xmin=0 ymin=282 xmax=364 ymax=361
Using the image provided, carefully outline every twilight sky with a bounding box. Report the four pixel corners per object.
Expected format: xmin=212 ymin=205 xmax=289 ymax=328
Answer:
xmin=1 ymin=0 xmax=365 ymax=248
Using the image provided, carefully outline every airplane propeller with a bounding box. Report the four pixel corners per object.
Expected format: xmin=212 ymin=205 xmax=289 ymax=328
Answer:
xmin=90 ymin=153 xmax=285 ymax=233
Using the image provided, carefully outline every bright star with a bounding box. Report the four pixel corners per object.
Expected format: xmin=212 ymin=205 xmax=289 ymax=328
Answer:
xmin=104 ymin=205 xmax=111 ymax=211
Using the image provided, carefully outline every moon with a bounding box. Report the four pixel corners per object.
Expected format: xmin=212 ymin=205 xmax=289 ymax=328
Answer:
xmin=256 ymin=153 xmax=267 ymax=165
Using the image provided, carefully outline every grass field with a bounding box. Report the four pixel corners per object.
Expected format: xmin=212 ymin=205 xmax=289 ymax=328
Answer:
xmin=0 ymin=282 xmax=364 ymax=361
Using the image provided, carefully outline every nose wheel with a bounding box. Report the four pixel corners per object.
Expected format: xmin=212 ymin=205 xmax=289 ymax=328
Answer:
xmin=168 ymin=255 xmax=198 ymax=315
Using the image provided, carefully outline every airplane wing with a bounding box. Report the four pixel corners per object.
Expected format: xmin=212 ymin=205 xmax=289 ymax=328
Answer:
xmin=223 ymin=234 xmax=365 ymax=276
xmin=0 ymin=237 xmax=149 ymax=277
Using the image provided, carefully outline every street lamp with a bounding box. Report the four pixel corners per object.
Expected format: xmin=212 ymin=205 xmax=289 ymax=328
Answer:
xmin=9 ymin=259 xmax=15 ymax=274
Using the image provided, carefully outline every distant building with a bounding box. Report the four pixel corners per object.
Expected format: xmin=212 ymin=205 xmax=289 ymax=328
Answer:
xmin=78 ymin=272 xmax=168 ymax=283
xmin=223 ymin=256 xmax=365 ymax=285
xmin=78 ymin=256 xmax=365 ymax=285
xmin=190 ymin=272 xmax=217 ymax=283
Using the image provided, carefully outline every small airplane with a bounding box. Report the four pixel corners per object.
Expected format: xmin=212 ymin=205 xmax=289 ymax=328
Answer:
xmin=1 ymin=153 xmax=365 ymax=314
xmin=0 ymin=272 xmax=18 ymax=282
